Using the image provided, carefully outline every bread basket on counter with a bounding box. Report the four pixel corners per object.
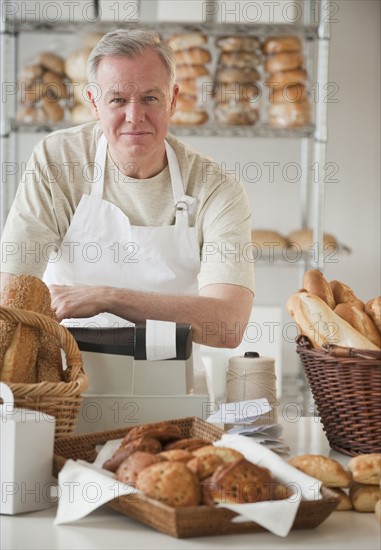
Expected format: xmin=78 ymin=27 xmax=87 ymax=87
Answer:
xmin=0 ymin=306 xmax=88 ymax=439
xmin=296 ymin=335 xmax=381 ymax=456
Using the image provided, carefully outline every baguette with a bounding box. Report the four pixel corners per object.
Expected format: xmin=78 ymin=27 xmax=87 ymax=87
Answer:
xmin=365 ymin=297 xmax=381 ymax=334
xmin=334 ymin=303 xmax=381 ymax=348
xmin=303 ymin=269 xmax=335 ymax=309
xmin=286 ymin=292 xmax=381 ymax=350
xmin=329 ymin=280 xmax=365 ymax=310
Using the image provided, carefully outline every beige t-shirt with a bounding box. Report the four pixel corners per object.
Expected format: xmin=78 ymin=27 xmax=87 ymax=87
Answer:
xmin=1 ymin=122 xmax=255 ymax=293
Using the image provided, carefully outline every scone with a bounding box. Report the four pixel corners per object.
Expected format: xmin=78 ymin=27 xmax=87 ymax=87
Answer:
xmin=136 ymin=462 xmax=200 ymax=507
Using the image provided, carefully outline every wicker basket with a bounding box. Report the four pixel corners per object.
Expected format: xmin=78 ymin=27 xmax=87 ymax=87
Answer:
xmin=0 ymin=305 xmax=88 ymax=439
xmin=296 ymin=335 xmax=381 ymax=456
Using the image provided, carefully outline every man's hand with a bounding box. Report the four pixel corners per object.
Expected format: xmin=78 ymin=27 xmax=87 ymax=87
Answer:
xmin=50 ymin=285 xmax=105 ymax=321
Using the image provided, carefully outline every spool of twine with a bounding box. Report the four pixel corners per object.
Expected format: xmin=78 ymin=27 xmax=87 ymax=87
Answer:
xmin=226 ymin=353 xmax=278 ymax=428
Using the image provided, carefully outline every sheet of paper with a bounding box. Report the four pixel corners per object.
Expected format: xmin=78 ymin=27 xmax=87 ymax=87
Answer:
xmin=145 ymin=319 xmax=177 ymax=360
xmin=207 ymin=398 xmax=271 ymax=424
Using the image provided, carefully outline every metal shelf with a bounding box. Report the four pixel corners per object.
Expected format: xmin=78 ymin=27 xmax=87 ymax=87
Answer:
xmin=7 ymin=19 xmax=318 ymax=40
xmin=10 ymin=119 xmax=315 ymax=139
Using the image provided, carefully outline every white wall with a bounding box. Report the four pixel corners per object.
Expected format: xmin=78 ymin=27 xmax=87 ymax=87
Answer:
xmin=4 ymin=0 xmax=380 ymax=377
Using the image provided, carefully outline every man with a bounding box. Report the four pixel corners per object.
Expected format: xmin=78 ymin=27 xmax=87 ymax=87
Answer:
xmin=1 ymin=29 xmax=254 ymax=349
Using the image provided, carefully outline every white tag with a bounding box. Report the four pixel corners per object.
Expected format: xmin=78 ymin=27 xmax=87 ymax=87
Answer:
xmin=207 ymin=398 xmax=271 ymax=424
xmin=145 ymin=320 xmax=177 ymax=361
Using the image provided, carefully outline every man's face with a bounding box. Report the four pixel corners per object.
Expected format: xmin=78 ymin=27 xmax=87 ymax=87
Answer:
xmin=89 ymin=48 xmax=178 ymax=170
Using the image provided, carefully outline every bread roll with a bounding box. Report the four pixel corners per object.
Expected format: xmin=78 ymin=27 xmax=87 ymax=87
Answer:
xmin=102 ymin=436 xmax=162 ymax=473
xmin=178 ymin=78 xmax=197 ymax=96
xmin=268 ymin=100 xmax=311 ymax=128
xmin=175 ymin=64 xmax=209 ymax=80
xmin=70 ymin=103 xmax=93 ymax=125
xmin=328 ymin=488 xmax=353 ymax=511
xmin=287 ymin=228 xmax=338 ymax=252
xmin=175 ymin=93 xmax=197 ymax=112
xmin=136 ymin=461 xmax=200 ymax=507
xmin=269 ymin=83 xmax=307 ymax=103
xmin=335 ymin=303 xmax=381 ymax=348
xmin=214 ymin=101 xmax=259 ymax=125
xmin=16 ymin=105 xmax=47 ymax=124
xmin=262 ymin=36 xmax=302 ymax=54
xmin=215 ymin=82 xmax=260 ymax=103
xmin=42 ymin=71 xmax=68 ymax=100
xmin=265 ymin=52 xmax=304 ymax=73
xmin=251 ymin=229 xmax=289 ymax=250
xmin=266 ymin=69 xmax=307 ymax=88
xmin=347 ymin=453 xmax=381 ymax=485
xmin=158 ymin=449 xmax=193 ymax=463
xmin=38 ymin=52 xmax=65 ymax=76
xmin=19 ymin=64 xmax=43 ymax=88
xmin=167 ymin=32 xmax=207 ymax=52
xmin=40 ymin=96 xmax=65 ymax=122
xmin=22 ymin=85 xmax=43 ymax=105
xmin=216 ymin=67 xmax=260 ymax=84
xmin=288 ymin=454 xmax=352 ymax=488
xmin=329 ymin=280 xmax=364 ymax=310
xmin=115 ymin=451 xmax=164 ymax=484
xmin=350 ymin=483 xmax=381 ymax=512
xmin=365 ymin=297 xmax=381 ymax=334
xmin=171 ymin=109 xmax=208 ymax=125
xmin=175 ymin=47 xmax=211 ymax=65
xmin=218 ymin=51 xmax=260 ymax=69
xmin=286 ymin=292 xmax=381 ymax=350
xmin=65 ymin=47 xmax=92 ymax=81
xmin=302 ymin=269 xmax=336 ymax=309
xmin=216 ymin=36 xmax=260 ymax=52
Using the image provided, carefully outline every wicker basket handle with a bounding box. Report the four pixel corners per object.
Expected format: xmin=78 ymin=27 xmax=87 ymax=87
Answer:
xmin=0 ymin=305 xmax=85 ymax=382
xmin=322 ymin=343 xmax=381 ymax=360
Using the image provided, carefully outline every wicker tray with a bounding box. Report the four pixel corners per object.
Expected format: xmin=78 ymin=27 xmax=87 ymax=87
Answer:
xmin=297 ymin=336 xmax=381 ymax=456
xmin=0 ymin=305 xmax=88 ymax=439
xmin=54 ymin=416 xmax=339 ymax=538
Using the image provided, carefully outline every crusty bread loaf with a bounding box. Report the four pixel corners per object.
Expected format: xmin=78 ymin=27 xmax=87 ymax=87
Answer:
xmin=0 ymin=274 xmax=64 ymax=383
xmin=347 ymin=453 xmax=381 ymax=485
xmin=288 ymin=228 xmax=338 ymax=252
xmin=251 ymin=229 xmax=289 ymax=250
xmin=288 ymin=454 xmax=352 ymax=488
xmin=303 ymin=269 xmax=336 ymax=309
xmin=334 ymin=303 xmax=381 ymax=348
xmin=365 ymin=297 xmax=381 ymax=334
xmin=349 ymin=483 xmax=381 ymax=512
xmin=286 ymin=292 xmax=381 ymax=350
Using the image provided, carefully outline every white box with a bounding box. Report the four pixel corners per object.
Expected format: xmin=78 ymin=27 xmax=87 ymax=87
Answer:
xmin=75 ymin=392 xmax=210 ymax=433
xmin=0 ymin=383 xmax=56 ymax=515
xmin=80 ymin=352 xmax=194 ymax=395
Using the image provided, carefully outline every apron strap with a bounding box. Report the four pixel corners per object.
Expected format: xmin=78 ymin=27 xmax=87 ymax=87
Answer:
xmin=165 ymin=140 xmax=196 ymax=225
xmin=91 ymin=133 xmax=108 ymax=198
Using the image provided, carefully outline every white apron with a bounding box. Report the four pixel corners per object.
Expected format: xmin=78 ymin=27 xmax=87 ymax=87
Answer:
xmin=44 ymin=134 xmax=207 ymax=391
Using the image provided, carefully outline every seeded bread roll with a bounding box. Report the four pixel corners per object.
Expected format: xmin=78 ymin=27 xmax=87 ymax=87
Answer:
xmin=288 ymin=454 xmax=352 ymax=488
xmin=102 ymin=436 xmax=162 ymax=473
xmin=334 ymin=303 xmax=381 ymax=348
xmin=136 ymin=461 xmax=200 ymax=507
xmin=286 ymin=292 xmax=380 ymax=350
xmin=350 ymin=483 xmax=381 ymax=512
xmin=302 ymin=269 xmax=336 ymax=309
xmin=218 ymin=51 xmax=260 ymax=69
xmin=115 ymin=451 xmax=164 ymax=484
xmin=347 ymin=454 xmax=381 ymax=485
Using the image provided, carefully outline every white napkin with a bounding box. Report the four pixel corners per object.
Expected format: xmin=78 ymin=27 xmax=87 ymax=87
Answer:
xmin=207 ymin=398 xmax=271 ymax=424
xmin=54 ymin=433 xmax=322 ymax=536
xmin=213 ymin=433 xmax=323 ymax=537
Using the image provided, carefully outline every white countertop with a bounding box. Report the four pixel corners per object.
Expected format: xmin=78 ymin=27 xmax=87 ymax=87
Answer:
xmin=1 ymin=417 xmax=380 ymax=550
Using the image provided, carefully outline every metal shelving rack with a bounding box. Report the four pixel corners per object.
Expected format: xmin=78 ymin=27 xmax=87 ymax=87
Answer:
xmin=1 ymin=0 xmax=332 ymax=273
